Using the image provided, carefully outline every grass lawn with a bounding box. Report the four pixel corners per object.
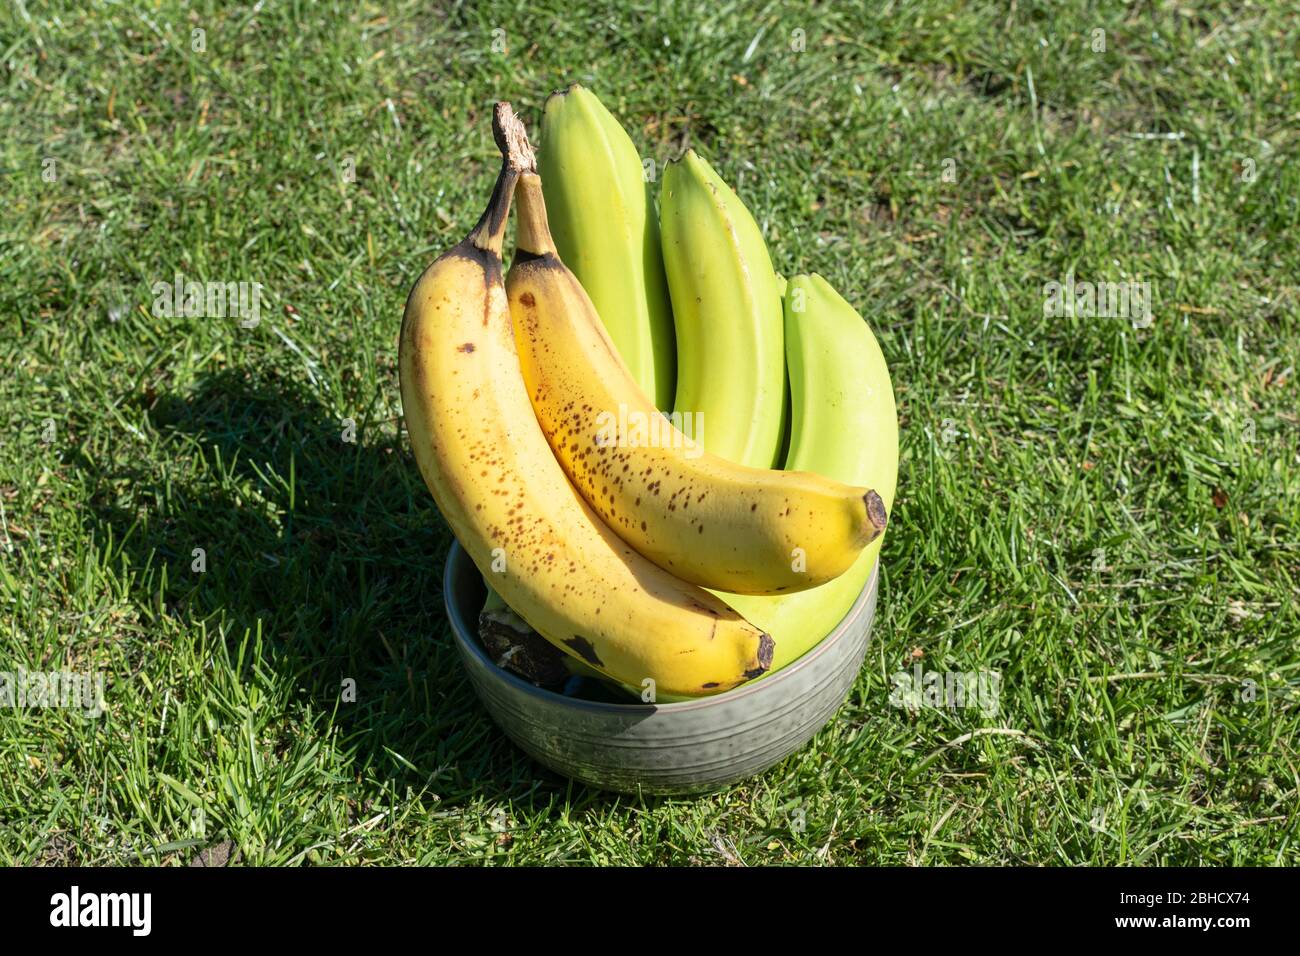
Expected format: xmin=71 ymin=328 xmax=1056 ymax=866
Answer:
xmin=1 ymin=0 xmax=1296 ymax=865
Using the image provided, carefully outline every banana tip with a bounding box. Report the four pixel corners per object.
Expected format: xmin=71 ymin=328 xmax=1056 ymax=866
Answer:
xmin=664 ymin=147 xmax=697 ymax=170
xmin=754 ymin=632 xmax=775 ymax=674
xmin=865 ymin=489 xmax=888 ymax=537
xmin=546 ymin=82 xmax=584 ymax=105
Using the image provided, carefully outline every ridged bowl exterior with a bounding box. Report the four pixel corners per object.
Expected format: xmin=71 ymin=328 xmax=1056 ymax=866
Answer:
xmin=443 ymin=541 xmax=878 ymax=794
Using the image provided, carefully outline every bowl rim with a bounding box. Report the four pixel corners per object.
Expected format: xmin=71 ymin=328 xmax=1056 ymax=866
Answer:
xmin=443 ymin=540 xmax=878 ymax=715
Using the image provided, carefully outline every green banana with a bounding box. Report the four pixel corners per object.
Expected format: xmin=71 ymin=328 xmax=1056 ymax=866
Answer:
xmin=538 ymin=84 xmax=675 ymax=409
xmin=716 ymin=274 xmax=898 ymax=673
xmin=660 ymin=150 xmax=786 ymax=468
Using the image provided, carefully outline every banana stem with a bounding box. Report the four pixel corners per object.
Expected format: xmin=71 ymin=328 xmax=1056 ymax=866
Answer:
xmin=513 ymin=173 xmax=559 ymax=257
xmin=488 ymin=102 xmax=556 ymax=258
xmin=464 ymin=161 xmax=516 ymax=256
xmin=464 ymin=103 xmax=536 ymax=255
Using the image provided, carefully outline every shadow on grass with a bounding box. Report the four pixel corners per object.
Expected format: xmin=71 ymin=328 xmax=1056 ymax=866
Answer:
xmin=81 ymin=366 xmax=627 ymax=817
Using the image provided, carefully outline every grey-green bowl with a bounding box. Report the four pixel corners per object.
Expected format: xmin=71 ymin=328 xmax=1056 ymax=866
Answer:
xmin=442 ymin=541 xmax=879 ymax=795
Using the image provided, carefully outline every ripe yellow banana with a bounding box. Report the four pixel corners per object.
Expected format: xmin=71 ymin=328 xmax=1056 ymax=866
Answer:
xmin=718 ymin=274 xmax=899 ymax=673
xmin=506 ymin=167 xmax=887 ymax=595
xmin=538 ymin=85 xmax=676 ymax=410
xmin=398 ymin=104 xmax=773 ymax=697
xmin=660 ymin=150 xmax=787 ymax=468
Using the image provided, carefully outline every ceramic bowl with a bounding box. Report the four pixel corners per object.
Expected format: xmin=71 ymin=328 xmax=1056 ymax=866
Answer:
xmin=442 ymin=541 xmax=878 ymax=794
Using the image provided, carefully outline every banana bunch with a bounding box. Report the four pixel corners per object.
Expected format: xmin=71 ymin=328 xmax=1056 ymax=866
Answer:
xmin=508 ymin=169 xmax=885 ymax=595
xmin=400 ymin=94 xmax=898 ymax=700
